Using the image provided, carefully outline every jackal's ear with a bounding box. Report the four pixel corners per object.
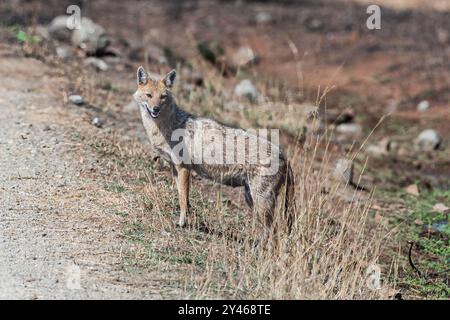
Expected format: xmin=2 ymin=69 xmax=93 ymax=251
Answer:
xmin=137 ymin=66 xmax=148 ymax=85
xmin=163 ymin=69 xmax=176 ymax=88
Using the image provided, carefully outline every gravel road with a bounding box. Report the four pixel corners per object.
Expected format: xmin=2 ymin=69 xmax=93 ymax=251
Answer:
xmin=0 ymin=56 xmax=172 ymax=299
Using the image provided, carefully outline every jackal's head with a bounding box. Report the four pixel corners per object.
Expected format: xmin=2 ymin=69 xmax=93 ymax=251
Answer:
xmin=133 ymin=67 xmax=176 ymax=120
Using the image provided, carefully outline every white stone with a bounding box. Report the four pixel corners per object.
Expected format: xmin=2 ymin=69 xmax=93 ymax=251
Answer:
xmin=234 ymin=79 xmax=258 ymax=101
xmin=255 ymin=12 xmax=272 ymax=24
xmin=415 ymin=129 xmax=441 ymax=151
xmin=417 ymin=100 xmax=430 ymax=112
xmin=91 ymin=117 xmax=102 ymax=128
xmin=56 ymin=46 xmax=73 ymax=59
xmin=84 ymin=57 xmax=108 ymax=71
xmin=334 ymin=159 xmax=354 ymax=184
xmin=68 ymin=95 xmax=84 ymax=106
xmin=232 ymin=46 xmax=257 ymax=68
xmin=336 ymin=123 xmax=362 ymax=135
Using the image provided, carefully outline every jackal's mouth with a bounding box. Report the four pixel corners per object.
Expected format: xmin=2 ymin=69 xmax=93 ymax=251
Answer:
xmin=146 ymin=105 xmax=160 ymax=119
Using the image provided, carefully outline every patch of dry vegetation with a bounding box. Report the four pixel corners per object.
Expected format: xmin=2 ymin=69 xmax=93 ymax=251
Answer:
xmin=82 ymin=127 xmax=394 ymax=299
xmin=63 ymin=64 xmax=395 ymax=298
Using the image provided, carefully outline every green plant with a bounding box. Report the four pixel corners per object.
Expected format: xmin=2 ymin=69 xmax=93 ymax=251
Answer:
xmin=10 ymin=26 xmax=41 ymax=44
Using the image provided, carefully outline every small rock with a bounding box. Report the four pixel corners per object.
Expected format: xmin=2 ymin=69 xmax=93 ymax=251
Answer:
xmin=405 ymin=184 xmax=419 ymax=196
xmin=48 ymin=16 xmax=71 ymax=41
xmin=325 ymin=107 xmax=354 ymax=125
xmin=336 ymin=123 xmax=362 ymax=135
xmin=379 ymin=137 xmax=393 ymax=151
xmin=417 ymin=100 xmax=430 ymax=112
xmin=71 ymin=17 xmax=110 ymax=54
xmin=84 ymin=57 xmax=108 ymax=71
xmin=388 ymin=140 xmax=399 ymax=153
xmin=254 ymin=12 xmax=273 ymax=25
xmin=414 ymin=129 xmax=441 ymax=151
xmin=433 ymin=203 xmax=449 ymax=213
xmin=180 ymin=67 xmax=203 ymax=86
xmin=91 ymin=117 xmax=103 ymax=128
xmin=68 ymin=95 xmax=84 ymax=106
xmin=366 ymin=138 xmax=393 ymax=156
xmin=231 ymin=46 xmax=258 ymax=68
xmin=234 ymin=79 xmax=259 ymax=101
xmin=334 ymin=158 xmax=354 ymax=184
xmin=366 ymin=144 xmax=386 ymax=157
xmin=306 ymin=18 xmax=323 ymax=31
xmin=414 ymin=219 xmax=424 ymax=226
xmin=55 ymin=45 xmax=74 ymax=59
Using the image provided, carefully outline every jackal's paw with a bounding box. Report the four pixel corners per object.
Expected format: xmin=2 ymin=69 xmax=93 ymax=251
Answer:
xmin=176 ymin=219 xmax=187 ymax=228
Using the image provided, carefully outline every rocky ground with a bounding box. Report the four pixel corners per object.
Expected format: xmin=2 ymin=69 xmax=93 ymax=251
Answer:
xmin=0 ymin=0 xmax=448 ymax=299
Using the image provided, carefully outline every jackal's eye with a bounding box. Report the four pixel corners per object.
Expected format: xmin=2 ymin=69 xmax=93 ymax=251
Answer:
xmin=145 ymin=93 xmax=152 ymax=98
xmin=160 ymin=93 xmax=167 ymax=100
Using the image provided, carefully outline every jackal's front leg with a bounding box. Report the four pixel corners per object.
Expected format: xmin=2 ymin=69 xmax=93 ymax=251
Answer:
xmin=174 ymin=166 xmax=190 ymax=227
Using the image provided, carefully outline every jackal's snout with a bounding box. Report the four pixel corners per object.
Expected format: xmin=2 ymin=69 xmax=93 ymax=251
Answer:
xmin=146 ymin=104 xmax=160 ymax=118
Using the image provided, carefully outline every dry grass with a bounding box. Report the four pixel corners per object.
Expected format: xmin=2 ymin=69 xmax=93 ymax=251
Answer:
xmin=185 ymin=144 xmax=389 ymax=299
xmin=55 ymin=46 xmax=396 ymax=299
xmin=82 ymin=123 xmax=393 ymax=299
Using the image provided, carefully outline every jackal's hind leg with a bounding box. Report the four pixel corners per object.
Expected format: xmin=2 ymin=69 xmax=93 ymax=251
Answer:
xmin=253 ymin=189 xmax=277 ymax=234
xmin=244 ymin=182 xmax=254 ymax=208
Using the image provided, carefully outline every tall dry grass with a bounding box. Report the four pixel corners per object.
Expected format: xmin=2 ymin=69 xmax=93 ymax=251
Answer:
xmin=65 ymin=56 xmax=395 ymax=299
xmin=81 ymin=124 xmax=394 ymax=299
xmin=177 ymin=133 xmax=391 ymax=299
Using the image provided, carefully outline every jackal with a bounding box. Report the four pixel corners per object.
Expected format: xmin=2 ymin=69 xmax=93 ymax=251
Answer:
xmin=133 ymin=67 xmax=294 ymax=232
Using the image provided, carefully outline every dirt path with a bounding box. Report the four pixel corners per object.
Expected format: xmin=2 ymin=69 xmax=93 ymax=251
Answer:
xmin=0 ymin=56 xmax=175 ymax=299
